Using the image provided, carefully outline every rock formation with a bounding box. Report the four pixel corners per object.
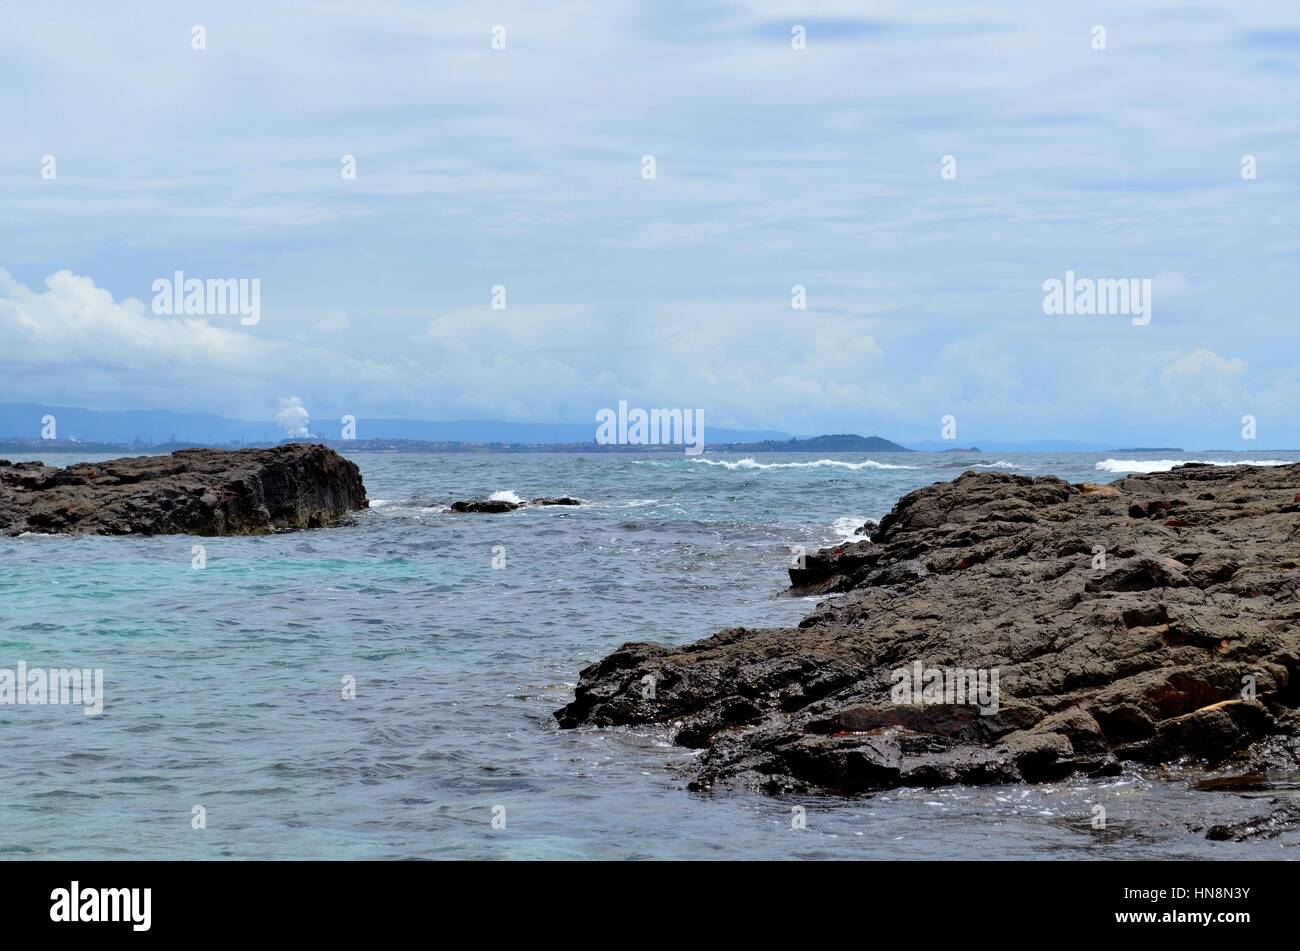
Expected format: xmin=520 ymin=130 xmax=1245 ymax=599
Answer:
xmin=0 ymin=444 xmax=368 ymax=536
xmin=557 ymin=464 xmax=1300 ymax=795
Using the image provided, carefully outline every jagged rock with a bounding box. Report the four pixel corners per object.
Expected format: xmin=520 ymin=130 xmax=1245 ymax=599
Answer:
xmin=0 ymin=444 xmax=367 ymax=536
xmin=788 ymin=539 xmax=880 ymax=594
xmin=855 ymin=518 xmax=880 ymax=538
xmin=556 ymin=464 xmax=1300 ymax=795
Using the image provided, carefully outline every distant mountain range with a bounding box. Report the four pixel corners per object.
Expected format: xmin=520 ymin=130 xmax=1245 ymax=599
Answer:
xmin=0 ymin=403 xmax=788 ymax=446
xmin=0 ymin=403 xmax=1221 ymax=454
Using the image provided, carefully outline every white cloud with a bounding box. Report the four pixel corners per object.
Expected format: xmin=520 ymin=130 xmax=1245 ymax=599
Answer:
xmin=0 ymin=268 xmax=401 ymax=419
xmin=3 ymin=2 xmax=1300 ymax=444
xmin=0 ymin=268 xmax=265 ymax=376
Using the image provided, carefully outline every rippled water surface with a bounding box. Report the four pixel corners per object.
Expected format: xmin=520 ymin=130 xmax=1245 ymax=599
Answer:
xmin=3 ymin=449 xmax=1300 ymax=859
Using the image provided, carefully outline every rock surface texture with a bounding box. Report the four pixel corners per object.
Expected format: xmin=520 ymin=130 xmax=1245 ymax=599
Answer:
xmin=556 ymin=464 xmax=1300 ymax=795
xmin=0 ymin=445 xmax=368 ymax=536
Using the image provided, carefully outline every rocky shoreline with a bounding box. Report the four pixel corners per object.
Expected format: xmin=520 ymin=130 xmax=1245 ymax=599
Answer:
xmin=0 ymin=445 xmax=368 ymax=536
xmin=556 ymin=463 xmax=1300 ymax=798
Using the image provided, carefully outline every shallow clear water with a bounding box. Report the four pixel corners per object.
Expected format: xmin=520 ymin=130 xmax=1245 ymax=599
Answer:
xmin=3 ymin=449 xmax=1300 ymax=859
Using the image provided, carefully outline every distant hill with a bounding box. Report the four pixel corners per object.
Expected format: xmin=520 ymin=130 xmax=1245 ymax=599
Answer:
xmin=0 ymin=403 xmax=789 ymax=446
xmin=718 ymin=433 xmax=912 ymax=453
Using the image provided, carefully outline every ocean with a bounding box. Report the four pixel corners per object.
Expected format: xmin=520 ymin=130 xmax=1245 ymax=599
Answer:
xmin=3 ymin=449 xmax=1299 ymax=860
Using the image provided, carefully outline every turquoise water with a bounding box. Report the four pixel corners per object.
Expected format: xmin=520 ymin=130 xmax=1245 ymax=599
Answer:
xmin=3 ymin=449 xmax=1299 ymax=860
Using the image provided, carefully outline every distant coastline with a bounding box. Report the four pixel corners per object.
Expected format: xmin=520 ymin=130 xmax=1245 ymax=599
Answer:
xmin=5 ymin=436 xmax=1295 ymax=456
xmin=0 ymin=434 xmax=912 ymax=455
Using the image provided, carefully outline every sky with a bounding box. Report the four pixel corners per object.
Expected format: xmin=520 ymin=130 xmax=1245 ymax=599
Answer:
xmin=1 ymin=1 xmax=1298 ymax=448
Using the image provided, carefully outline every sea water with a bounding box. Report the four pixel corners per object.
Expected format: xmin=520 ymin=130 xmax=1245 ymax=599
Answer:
xmin=2 ymin=450 xmax=1298 ymax=859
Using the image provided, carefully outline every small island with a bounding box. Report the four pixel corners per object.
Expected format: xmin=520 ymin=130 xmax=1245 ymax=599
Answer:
xmin=717 ymin=434 xmax=913 ymax=453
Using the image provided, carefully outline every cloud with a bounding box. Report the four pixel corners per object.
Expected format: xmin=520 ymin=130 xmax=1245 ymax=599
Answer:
xmin=0 ymin=268 xmax=403 ymax=420
xmin=0 ymin=268 xmax=262 ymax=372
xmin=1158 ymin=347 xmax=1248 ymax=411
xmin=3 ymin=2 xmax=1300 ymax=445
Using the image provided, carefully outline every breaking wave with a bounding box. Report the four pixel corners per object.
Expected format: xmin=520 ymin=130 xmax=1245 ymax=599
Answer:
xmin=690 ymin=457 xmax=922 ymax=471
xmin=965 ymin=460 xmax=1033 ymax=471
xmin=832 ymin=516 xmax=871 ymax=539
xmin=1096 ymin=459 xmax=1290 ymax=474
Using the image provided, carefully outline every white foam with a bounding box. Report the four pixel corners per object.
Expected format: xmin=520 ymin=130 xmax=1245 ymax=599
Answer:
xmin=1096 ymin=458 xmax=1290 ymax=474
xmin=969 ymin=460 xmax=1033 ymax=471
xmin=832 ymin=516 xmax=870 ymax=539
xmin=488 ymin=490 xmax=525 ymax=503
xmin=689 ymin=457 xmax=921 ymax=471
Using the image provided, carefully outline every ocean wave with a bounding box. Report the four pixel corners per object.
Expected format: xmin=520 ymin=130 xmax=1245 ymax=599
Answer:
xmin=690 ymin=457 xmax=922 ymax=471
xmin=488 ymin=490 xmax=524 ymax=504
xmin=966 ymin=460 xmax=1034 ymax=471
xmin=1096 ymin=458 xmax=1290 ymax=474
xmin=832 ymin=516 xmax=870 ymax=539
xmin=585 ymin=498 xmax=660 ymax=509
xmin=368 ymin=498 xmax=461 ymax=517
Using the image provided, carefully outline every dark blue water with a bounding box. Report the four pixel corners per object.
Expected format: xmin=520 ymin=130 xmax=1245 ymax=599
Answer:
xmin=3 ymin=450 xmax=1299 ymax=859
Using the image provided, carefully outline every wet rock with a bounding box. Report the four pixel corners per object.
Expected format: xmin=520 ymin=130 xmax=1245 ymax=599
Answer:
xmin=557 ymin=464 xmax=1300 ymax=795
xmin=1206 ymin=801 xmax=1300 ymax=841
xmin=448 ymin=496 xmax=583 ymax=513
xmin=788 ymin=540 xmax=880 ymax=594
xmin=0 ymin=445 xmax=367 ymax=537
xmin=449 ymin=499 xmax=522 ymax=513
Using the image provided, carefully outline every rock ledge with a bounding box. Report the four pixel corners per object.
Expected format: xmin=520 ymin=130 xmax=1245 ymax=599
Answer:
xmin=557 ymin=464 xmax=1300 ymax=794
xmin=0 ymin=444 xmax=368 ymax=536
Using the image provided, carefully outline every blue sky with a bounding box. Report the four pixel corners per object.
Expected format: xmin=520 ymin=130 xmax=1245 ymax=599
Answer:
xmin=1 ymin=1 xmax=1298 ymax=447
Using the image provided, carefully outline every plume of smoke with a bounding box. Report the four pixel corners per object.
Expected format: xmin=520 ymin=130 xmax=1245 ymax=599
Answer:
xmin=275 ymin=396 xmax=310 ymax=438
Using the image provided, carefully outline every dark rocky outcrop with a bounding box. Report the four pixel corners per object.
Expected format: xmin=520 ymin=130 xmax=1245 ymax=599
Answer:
xmin=557 ymin=464 xmax=1300 ymax=795
xmin=0 ymin=445 xmax=367 ymax=536
xmin=449 ymin=496 xmax=582 ymax=513
xmin=450 ymin=499 xmax=522 ymax=514
xmin=787 ymin=539 xmax=881 ymax=595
